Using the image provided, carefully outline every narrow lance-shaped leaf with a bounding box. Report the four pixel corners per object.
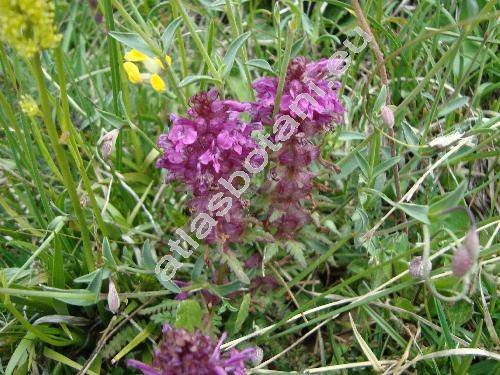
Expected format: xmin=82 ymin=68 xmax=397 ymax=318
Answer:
xmin=109 ymin=31 xmax=154 ymax=56
xmin=222 ymin=32 xmax=251 ymax=77
xmin=161 ymin=17 xmax=182 ymax=52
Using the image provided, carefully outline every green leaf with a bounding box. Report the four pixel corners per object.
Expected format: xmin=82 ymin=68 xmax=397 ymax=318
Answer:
xmin=447 ymin=300 xmax=473 ymax=326
xmin=285 ymin=241 xmax=307 ymax=268
xmin=141 ymin=239 xmax=156 ymax=270
xmin=103 ymin=237 xmax=117 ymax=268
xmin=211 ymin=281 xmax=244 ymax=297
xmin=373 ymin=85 xmax=387 ymax=113
xmin=234 ymin=294 xmax=251 ymax=334
xmin=112 ymin=323 xmax=155 ymax=364
xmin=291 ymin=37 xmax=305 ymax=58
xmin=438 ymin=96 xmax=469 ymax=117
xmin=161 ymin=17 xmax=182 ymax=52
xmin=372 ymin=156 xmax=402 ymax=178
xmin=96 ymin=108 xmax=123 ymax=129
xmin=191 ymin=255 xmax=204 ymax=281
xmin=354 ymin=151 xmax=370 ymax=179
xmin=434 ymin=298 xmax=461 ymax=372
xmin=338 ymin=131 xmax=365 ymax=141
xmin=175 ymin=300 xmax=203 ymax=332
xmin=74 ymin=268 xmax=110 ymax=283
xmin=263 ymin=242 xmax=280 ymax=264
xmin=397 ymin=203 xmax=430 ymax=224
xmin=5 ymin=332 xmax=34 ymax=375
xmin=109 ymin=31 xmax=154 ymax=56
xmin=53 ymin=289 xmax=98 ymax=306
xmin=155 ymin=272 xmax=182 ymax=294
xmin=222 ymin=252 xmax=250 ymax=284
xmin=429 ymin=180 xmax=467 ymax=216
xmin=222 ymin=32 xmax=251 ymax=77
xmin=365 ymin=188 xmax=430 ymax=224
xmin=87 ymin=268 xmax=103 ymax=303
xmin=246 ymin=59 xmax=276 ymax=75
xmin=179 ymin=75 xmax=222 ymax=88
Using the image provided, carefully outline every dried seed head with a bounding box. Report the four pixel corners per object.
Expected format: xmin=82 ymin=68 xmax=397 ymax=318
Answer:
xmin=380 ymin=105 xmax=395 ymax=128
xmin=409 ymin=256 xmax=432 ymax=280
xmin=107 ymin=278 xmax=120 ymax=314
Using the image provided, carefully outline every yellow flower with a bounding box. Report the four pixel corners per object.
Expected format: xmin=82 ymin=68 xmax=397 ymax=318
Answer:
xmin=123 ymin=62 xmax=142 ymax=84
xmin=124 ymin=49 xmax=148 ymax=62
xmin=165 ymin=55 xmax=172 ymax=66
xmin=0 ymin=0 xmax=62 ymax=58
xmin=150 ymin=74 xmax=166 ymax=92
xmin=123 ymin=49 xmax=168 ymax=92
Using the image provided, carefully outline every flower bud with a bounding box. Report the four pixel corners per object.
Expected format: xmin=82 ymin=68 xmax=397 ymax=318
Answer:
xmin=451 ymin=227 xmax=480 ymax=277
xmin=463 ymin=226 xmax=480 ymax=259
xmin=99 ymin=129 xmax=119 ymax=160
xmin=409 ymin=256 xmax=432 ymax=280
xmin=107 ymin=278 xmax=120 ymax=314
xmin=451 ymin=245 xmax=473 ymax=277
xmin=380 ymin=105 xmax=394 ymax=128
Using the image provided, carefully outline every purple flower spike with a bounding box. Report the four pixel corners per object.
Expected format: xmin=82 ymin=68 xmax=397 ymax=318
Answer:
xmin=252 ymin=57 xmax=345 ymax=238
xmin=127 ymin=324 xmax=254 ymax=375
xmin=156 ymin=88 xmax=261 ymax=243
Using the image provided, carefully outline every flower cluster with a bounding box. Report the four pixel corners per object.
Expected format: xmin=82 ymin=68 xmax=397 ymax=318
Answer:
xmin=156 ymin=88 xmax=260 ymax=242
xmin=19 ymin=95 xmax=40 ymax=117
xmin=123 ymin=49 xmax=171 ymax=92
xmin=253 ymin=57 xmax=345 ymax=238
xmin=0 ymin=0 xmax=61 ymax=58
xmin=127 ymin=324 xmax=254 ymax=375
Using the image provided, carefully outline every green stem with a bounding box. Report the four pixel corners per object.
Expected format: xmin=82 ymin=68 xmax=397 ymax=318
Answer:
xmin=54 ymin=47 xmax=109 ymax=240
xmin=273 ymin=22 xmax=294 ymax=117
xmin=103 ymin=0 xmax=123 ymax=169
xmin=31 ymin=53 xmax=95 ymax=272
xmin=225 ymin=0 xmax=255 ymax=100
xmin=171 ymin=0 xmax=220 ymax=80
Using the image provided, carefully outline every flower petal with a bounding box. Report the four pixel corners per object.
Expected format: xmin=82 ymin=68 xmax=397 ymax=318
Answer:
xmin=124 ymin=49 xmax=148 ymax=62
xmin=123 ymin=62 xmax=142 ymax=83
xmin=150 ymin=74 xmax=166 ymax=92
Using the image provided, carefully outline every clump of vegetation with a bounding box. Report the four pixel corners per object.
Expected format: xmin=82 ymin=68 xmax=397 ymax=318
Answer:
xmin=0 ymin=1 xmax=498 ymax=374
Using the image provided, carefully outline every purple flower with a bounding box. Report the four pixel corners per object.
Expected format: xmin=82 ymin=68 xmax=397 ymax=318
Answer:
xmin=251 ymin=57 xmax=345 ymax=238
xmin=251 ymin=56 xmax=345 ymax=133
xmin=127 ymin=324 xmax=254 ymax=375
xmin=157 ymin=88 xmax=259 ymax=194
xmin=156 ymin=89 xmax=261 ymax=242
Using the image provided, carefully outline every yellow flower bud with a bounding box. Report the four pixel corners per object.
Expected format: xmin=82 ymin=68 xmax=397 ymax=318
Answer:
xmin=153 ymin=57 xmax=164 ymax=70
xmin=165 ymin=54 xmax=172 ymax=66
xmin=123 ymin=62 xmax=142 ymax=84
xmin=150 ymin=74 xmax=166 ymax=92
